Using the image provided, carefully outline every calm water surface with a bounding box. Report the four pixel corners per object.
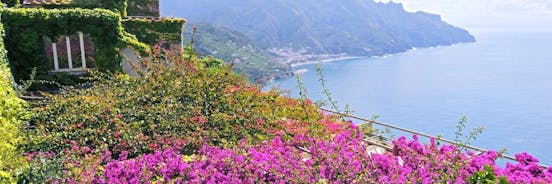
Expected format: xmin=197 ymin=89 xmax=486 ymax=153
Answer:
xmin=270 ymin=29 xmax=552 ymax=165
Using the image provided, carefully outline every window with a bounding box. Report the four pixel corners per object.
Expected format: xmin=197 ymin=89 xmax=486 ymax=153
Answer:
xmin=44 ymin=32 xmax=95 ymax=73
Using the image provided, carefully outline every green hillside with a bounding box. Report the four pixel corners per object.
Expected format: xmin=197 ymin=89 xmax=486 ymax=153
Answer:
xmin=185 ymin=23 xmax=291 ymax=82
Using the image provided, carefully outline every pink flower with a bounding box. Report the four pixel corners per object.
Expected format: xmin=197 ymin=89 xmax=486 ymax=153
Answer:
xmin=198 ymin=117 xmax=206 ymax=124
xmin=82 ymin=146 xmax=91 ymax=153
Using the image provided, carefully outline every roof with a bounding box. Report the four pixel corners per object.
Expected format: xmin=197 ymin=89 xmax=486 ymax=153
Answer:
xmin=23 ymin=0 xmax=71 ymax=6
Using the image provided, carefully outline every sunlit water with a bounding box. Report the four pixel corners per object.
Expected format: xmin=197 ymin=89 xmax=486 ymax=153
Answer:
xmin=269 ymin=29 xmax=552 ymax=165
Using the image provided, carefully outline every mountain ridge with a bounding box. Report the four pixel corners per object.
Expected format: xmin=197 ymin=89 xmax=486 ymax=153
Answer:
xmin=162 ymin=0 xmax=474 ymax=56
xmin=162 ymin=0 xmax=475 ymax=80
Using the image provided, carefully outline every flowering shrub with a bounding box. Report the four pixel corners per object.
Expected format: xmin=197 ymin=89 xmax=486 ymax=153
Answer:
xmin=25 ymin=48 xmax=344 ymax=160
xmin=16 ymin=48 xmax=551 ymax=183
xmin=37 ymin=124 xmax=548 ymax=183
xmin=496 ymin=153 xmax=552 ymax=183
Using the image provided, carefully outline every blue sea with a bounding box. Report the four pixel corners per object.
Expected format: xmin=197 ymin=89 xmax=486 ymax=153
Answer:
xmin=269 ymin=28 xmax=552 ymax=165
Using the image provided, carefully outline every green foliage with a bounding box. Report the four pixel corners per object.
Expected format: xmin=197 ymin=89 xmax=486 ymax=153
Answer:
xmin=94 ymin=0 xmax=128 ymax=16
xmin=122 ymin=17 xmax=185 ymax=46
xmin=0 ymin=16 xmax=28 ymax=182
xmin=0 ymin=8 xmax=148 ymax=82
xmin=468 ymin=166 xmax=509 ymax=184
xmin=455 ymin=116 xmax=485 ymax=151
xmin=24 ymin=48 xmax=330 ymax=160
xmin=316 ymin=64 xmax=341 ymax=114
xmin=18 ymin=153 xmax=66 ymax=183
xmin=188 ymin=23 xmax=291 ymax=82
xmin=1 ymin=0 xmax=19 ymax=7
xmin=41 ymin=0 xmax=128 ymax=16
xmin=0 ymin=55 xmax=29 ymax=182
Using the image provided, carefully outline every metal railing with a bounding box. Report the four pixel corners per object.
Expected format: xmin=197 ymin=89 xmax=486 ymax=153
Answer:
xmin=319 ymin=107 xmax=548 ymax=168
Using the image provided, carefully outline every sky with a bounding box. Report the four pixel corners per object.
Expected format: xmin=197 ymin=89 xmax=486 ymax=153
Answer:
xmin=376 ymin=0 xmax=552 ymax=30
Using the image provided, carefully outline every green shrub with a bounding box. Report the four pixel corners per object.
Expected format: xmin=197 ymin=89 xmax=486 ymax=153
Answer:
xmin=25 ymin=48 xmax=331 ymax=159
xmin=41 ymin=0 xmax=128 ymax=16
xmin=1 ymin=0 xmax=19 ymax=7
xmin=0 ymin=64 xmax=29 ymax=183
xmin=0 ymin=14 xmax=29 ymax=182
xmin=122 ymin=17 xmax=185 ymax=46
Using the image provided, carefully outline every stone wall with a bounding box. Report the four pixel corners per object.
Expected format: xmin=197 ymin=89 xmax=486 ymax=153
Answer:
xmin=127 ymin=0 xmax=159 ymax=17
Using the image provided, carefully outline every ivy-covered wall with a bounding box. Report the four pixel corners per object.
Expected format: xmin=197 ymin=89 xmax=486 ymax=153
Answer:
xmin=0 ymin=14 xmax=28 ymax=183
xmin=40 ymin=0 xmax=128 ymax=16
xmin=122 ymin=18 xmax=185 ymax=46
xmin=1 ymin=8 xmax=147 ymax=81
xmin=1 ymin=0 xmax=19 ymax=7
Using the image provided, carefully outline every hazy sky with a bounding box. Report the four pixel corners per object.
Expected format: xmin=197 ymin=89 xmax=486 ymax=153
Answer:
xmin=376 ymin=0 xmax=552 ymax=30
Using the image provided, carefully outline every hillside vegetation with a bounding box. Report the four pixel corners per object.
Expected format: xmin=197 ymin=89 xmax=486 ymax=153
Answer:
xmin=162 ymin=0 xmax=475 ymax=56
xmin=185 ymin=23 xmax=291 ymax=82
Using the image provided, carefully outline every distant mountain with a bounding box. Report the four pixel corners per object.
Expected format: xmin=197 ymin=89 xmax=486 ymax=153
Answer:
xmin=162 ymin=0 xmax=475 ymax=56
xmin=185 ymin=23 xmax=291 ymax=81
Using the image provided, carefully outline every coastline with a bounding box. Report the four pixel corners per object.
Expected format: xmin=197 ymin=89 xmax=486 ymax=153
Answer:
xmin=290 ymin=56 xmax=365 ymax=67
xmin=288 ymin=42 xmax=474 ymax=68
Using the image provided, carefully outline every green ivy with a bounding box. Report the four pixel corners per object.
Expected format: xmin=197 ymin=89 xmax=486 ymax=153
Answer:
xmin=0 ymin=8 xmax=148 ymax=81
xmin=41 ymin=0 xmax=128 ymax=16
xmin=1 ymin=0 xmax=19 ymax=7
xmin=0 ymin=15 xmax=29 ymax=182
xmin=122 ymin=17 xmax=185 ymax=46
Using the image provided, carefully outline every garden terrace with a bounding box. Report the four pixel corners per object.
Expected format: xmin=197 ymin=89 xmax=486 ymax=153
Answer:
xmin=13 ymin=50 xmax=551 ymax=183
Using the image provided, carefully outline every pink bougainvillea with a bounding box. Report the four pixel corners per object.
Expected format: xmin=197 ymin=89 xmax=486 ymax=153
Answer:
xmin=86 ymin=127 xmax=551 ymax=183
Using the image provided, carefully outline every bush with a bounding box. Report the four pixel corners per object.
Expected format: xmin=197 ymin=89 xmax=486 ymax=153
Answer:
xmin=123 ymin=18 xmax=185 ymax=46
xmin=1 ymin=14 xmax=29 ymax=182
xmin=41 ymin=0 xmax=128 ymax=16
xmin=24 ymin=48 xmax=338 ymax=160
xmin=0 ymin=63 xmax=29 ymax=182
xmin=62 ymin=126 xmax=552 ymax=183
xmin=1 ymin=0 xmax=19 ymax=7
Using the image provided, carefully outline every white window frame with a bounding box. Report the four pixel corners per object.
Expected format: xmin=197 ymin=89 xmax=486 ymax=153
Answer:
xmin=49 ymin=32 xmax=89 ymax=73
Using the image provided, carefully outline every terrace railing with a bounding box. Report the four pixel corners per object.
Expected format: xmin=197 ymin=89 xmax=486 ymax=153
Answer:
xmin=318 ymin=107 xmax=548 ymax=169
